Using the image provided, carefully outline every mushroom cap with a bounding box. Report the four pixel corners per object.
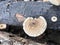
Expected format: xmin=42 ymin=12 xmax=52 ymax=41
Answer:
xmin=23 ymin=16 xmax=47 ymax=37
xmin=0 ymin=24 xmax=6 ymax=29
xmin=49 ymin=0 xmax=60 ymax=6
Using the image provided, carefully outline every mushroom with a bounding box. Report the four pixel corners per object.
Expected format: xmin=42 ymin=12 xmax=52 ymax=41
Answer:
xmin=0 ymin=24 xmax=6 ymax=29
xmin=23 ymin=16 xmax=47 ymax=37
xmin=49 ymin=0 xmax=60 ymax=6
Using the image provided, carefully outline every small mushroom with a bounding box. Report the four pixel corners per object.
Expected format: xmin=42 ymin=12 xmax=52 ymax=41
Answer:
xmin=51 ymin=16 xmax=57 ymax=22
xmin=49 ymin=0 xmax=60 ymax=6
xmin=23 ymin=16 xmax=47 ymax=37
xmin=0 ymin=24 xmax=6 ymax=29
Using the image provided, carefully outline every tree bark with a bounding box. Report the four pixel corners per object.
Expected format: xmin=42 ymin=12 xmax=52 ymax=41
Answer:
xmin=0 ymin=1 xmax=60 ymax=30
xmin=0 ymin=31 xmax=47 ymax=45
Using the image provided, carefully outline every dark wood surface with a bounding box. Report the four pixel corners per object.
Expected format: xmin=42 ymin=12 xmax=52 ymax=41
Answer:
xmin=0 ymin=1 xmax=60 ymax=30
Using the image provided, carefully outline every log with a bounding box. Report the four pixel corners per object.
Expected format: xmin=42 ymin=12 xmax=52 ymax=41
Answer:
xmin=0 ymin=1 xmax=60 ymax=30
xmin=0 ymin=31 xmax=47 ymax=45
xmin=0 ymin=1 xmax=51 ymax=25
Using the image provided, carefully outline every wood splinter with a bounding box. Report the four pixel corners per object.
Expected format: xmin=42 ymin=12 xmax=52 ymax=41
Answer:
xmin=16 ymin=13 xmax=26 ymax=23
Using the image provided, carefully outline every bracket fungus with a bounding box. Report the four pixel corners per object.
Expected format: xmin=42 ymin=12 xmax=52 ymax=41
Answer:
xmin=23 ymin=16 xmax=47 ymax=37
xmin=49 ymin=0 xmax=60 ymax=6
xmin=0 ymin=24 xmax=6 ymax=29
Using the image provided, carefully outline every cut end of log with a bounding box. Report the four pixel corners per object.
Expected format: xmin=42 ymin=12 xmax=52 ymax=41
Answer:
xmin=23 ymin=16 xmax=47 ymax=37
xmin=49 ymin=0 xmax=60 ymax=6
xmin=0 ymin=24 xmax=6 ymax=29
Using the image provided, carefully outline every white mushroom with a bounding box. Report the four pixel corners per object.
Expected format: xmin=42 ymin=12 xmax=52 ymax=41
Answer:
xmin=51 ymin=16 xmax=57 ymax=22
xmin=0 ymin=24 xmax=6 ymax=29
xmin=49 ymin=0 xmax=60 ymax=6
xmin=23 ymin=16 xmax=47 ymax=37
